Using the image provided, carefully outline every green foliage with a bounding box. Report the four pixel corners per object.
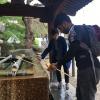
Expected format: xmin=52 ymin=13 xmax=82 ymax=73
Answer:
xmin=0 ymin=16 xmax=48 ymax=48
xmin=0 ymin=0 xmax=8 ymax=4
xmin=0 ymin=16 xmax=25 ymax=43
xmin=33 ymin=38 xmax=40 ymax=48
xmin=32 ymin=19 xmax=48 ymax=37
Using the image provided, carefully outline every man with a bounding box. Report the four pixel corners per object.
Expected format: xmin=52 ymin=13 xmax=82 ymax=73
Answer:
xmin=41 ymin=29 xmax=70 ymax=90
xmin=54 ymin=13 xmax=100 ymax=100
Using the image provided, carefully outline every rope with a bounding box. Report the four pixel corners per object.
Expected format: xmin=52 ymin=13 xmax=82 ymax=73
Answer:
xmin=56 ymin=67 xmax=72 ymax=78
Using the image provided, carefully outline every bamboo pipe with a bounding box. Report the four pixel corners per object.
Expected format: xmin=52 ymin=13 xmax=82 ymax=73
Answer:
xmin=11 ymin=55 xmax=25 ymax=76
xmin=0 ymin=55 xmax=12 ymax=64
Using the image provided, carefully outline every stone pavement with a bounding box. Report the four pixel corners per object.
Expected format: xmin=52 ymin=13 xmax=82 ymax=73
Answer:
xmin=50 ymin=80 xmax=100 ymax=100
xmin=50 ymin=81 xmax=76 ymax=100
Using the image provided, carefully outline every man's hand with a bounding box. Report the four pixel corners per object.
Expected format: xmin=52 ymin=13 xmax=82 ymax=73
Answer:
xmin=46 ymin=63 xmax=57 ymax=71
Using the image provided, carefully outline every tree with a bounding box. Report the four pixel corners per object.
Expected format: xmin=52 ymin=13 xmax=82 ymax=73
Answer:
xmin=22 ymin=17 xmax=34 ymax=48
xmin=22 ymin=0 xmax=34 ymax=49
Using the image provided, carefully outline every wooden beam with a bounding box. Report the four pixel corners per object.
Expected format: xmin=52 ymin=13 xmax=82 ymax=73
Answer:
xmin=0 ymin=3 xmax=48 ymax=22
xmin=11 ymin=0 xmax=24 ymax=4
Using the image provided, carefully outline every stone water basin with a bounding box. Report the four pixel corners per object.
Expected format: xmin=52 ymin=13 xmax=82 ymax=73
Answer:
xmin=0 ymin=54 xmax=49 ymax=100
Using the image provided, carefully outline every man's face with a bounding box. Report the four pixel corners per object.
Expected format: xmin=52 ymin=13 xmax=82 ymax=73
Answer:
xmin=58 ymin=21 xmax=70 ymax=34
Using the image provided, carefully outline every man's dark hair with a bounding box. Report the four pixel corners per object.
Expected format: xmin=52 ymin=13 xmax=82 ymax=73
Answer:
xmin=54 ymin=13 xmax=71 ymax=28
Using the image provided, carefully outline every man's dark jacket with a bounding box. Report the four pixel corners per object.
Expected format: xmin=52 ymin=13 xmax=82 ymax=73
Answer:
xmin=41 ymin=36 xmax=67 ymax=64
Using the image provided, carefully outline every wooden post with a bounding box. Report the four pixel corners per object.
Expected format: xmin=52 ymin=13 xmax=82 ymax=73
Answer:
xmin=47 ymin=0 xmax=58 ymax=82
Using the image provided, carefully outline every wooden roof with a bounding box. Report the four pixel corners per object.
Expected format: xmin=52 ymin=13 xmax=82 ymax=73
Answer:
xmin=0 ymin=0 xmax=93 ymax=22
xmin=38 ymin=0 xmax=93 ymax=16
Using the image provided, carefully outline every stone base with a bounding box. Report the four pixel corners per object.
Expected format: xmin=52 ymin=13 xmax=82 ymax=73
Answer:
xmin=0 ymin=76 xmax=49 ymax=100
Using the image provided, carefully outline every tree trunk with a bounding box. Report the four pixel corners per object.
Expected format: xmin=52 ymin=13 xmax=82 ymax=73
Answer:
xmin=22 ymin=17 xmax=34 ymax=49
xmin=22 ymin=0 xmax=35 ymax=49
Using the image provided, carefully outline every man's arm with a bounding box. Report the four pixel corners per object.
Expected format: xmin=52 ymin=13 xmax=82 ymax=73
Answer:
xmin=41 ymin=41 xmax=53 ymax=59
